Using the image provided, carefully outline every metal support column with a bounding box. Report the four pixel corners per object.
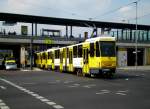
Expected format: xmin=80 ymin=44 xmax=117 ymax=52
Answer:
xmin=30 ymin=23 xmax=34 ymax=70
xmin=126 ymin=29 xmax=128 ymax=40
xmin=147 ymin=30 xmax=149 ymax=41
xmin=117 ymin=29 xmax=119 ymax=41
xmin=130 ymin=30 xmax=132 ymax=41
xmin=121 ymin=29 xmax=124 ymax=41
xmin=35 ymin=23 xmax=37 ymax=36
xmin=66 ymin=25 xmax=68 ymax=38
xmin=112 ymin=31 xmax=114 ymax=37
xmin=70 ymin=26 xmax=72 ymax=38
xmin=135 ymin=1 xmax=138 ymax=67
xmin=96 ymin=28 xmax=98 ymax=37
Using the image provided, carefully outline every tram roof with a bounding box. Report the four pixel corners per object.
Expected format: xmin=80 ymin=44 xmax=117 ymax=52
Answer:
xmin=0 ymin=12 xmax=150 ymax=30
xmin=85 ymin=35 xmax=116 ymax=43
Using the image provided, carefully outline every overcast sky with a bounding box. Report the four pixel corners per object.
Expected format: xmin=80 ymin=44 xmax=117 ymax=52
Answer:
xmin=0 ymin=0 xmax=150 ymax=37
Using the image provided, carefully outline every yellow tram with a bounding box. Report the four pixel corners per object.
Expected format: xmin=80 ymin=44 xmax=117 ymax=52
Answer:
xmin=36 ymin=35 xmax=116 ymax=77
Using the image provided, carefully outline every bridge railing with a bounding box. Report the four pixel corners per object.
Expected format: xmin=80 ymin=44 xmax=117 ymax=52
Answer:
xmin=0 ymin=34 xmax=149 ymax=43
xmin=0 ymin=34 xmax=84 ymax=41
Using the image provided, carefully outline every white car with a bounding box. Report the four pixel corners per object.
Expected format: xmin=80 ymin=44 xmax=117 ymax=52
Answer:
xmin=5 ymin=62 xmax=17 ymax=70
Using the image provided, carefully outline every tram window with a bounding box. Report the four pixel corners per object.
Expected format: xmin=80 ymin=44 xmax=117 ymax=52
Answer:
xmin=78 ymin=45 xmax=82 ymax=57
xmin=55 ymin=50 xmax=59 ymax=59
xmin=86 ymin=49 xmax=88 ymax=63
xmin=96 ymin=41 xmax=100 ymax=57
xmin=90 ymin=43 xmax=94 ymax=57
xmin=60 ymin=52 xmax=63 ymax=63
xmin=69 ymin=51 xmax=72 ymax=64
xmin=101 ymin=41 xmax=115 ymax=57
xmin=63 ymin=49 xmax=65 ymax=58
xmin=73 ymin=46 xmax=77 ymax=58
xmin=48 ymin=52 xmax=50 ymax=59
xmin=45 ymin=53 xmax=47 ymax=63
xmin=40 ymin=54 xmax=42 ymax=61
xmin=55 ymin=50 xmax=57 ymax=58
xmin=52 ymin=53 xmax=54 ymax=63
xmin=70 ymin=51 xmax=72 ymax=63
xmin=58 ymin=50 xmax=60 ymax=58
xmin=48 ymin=52 xmax=52 ymax=59
xmin=42 ymin=53 xmax=46 ymax=59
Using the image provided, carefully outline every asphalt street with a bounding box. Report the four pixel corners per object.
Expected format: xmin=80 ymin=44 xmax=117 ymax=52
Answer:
xmin=0 ymin=69 xmax=150 ymax=109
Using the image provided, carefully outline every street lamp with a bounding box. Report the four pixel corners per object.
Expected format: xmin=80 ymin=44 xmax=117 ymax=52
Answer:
xmin=134 ymin=1 xmax=138 ymax=69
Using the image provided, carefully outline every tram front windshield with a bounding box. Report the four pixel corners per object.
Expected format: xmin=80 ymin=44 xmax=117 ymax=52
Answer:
xmin=100 ymin=41 xmax=115 ymax=57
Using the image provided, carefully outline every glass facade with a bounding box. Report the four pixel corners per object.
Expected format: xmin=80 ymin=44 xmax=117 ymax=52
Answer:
xmin=111 ymin=29 xmax=150 ymax=42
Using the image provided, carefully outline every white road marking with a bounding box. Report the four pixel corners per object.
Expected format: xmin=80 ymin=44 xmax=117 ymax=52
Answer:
xmin=117 ymin=90 xmax=128 ymax=93
xmin=96 ymin=89 xmax=128 ymax=96
xmin=56 ymin=80 xmax=61 ymax=82
xmin=116 ymin=92 xmax=126 ymax=96
xmin=0 ymin=98 xmax=10 ymax=108
xmin=31 ymin=94 xmax=39 ymax=97
xmin=1 ymin=106 xmax=10 ymax=109
xmin=14 ymin=86 xmax=23 ymax=89
xmin=0 ymin=78 xmax=64 ymax=109
xmin=40 ymin=98 xmax=50 ymax=102
xmin=68 ymin=83 xmax=80 ymax=88
xmin=22 ymin=83 xmax=36 ymax=85
xmin=0 ymin=103 xmax=6 ymax=106
xmin=64 ymin=81 xmax=74 ymax=84
xmin=23 ymin=90 xmax=31 ymax=93
xmin=96 ymin=91 xmax=110 ymax=95
xmin=21 ymin=69 xmax=31 ymax=71
xmin=83 ymin=84 xmax=96 ymax=88
xmin=101 ymin=90 xmax=110 ymax=92
xmin=36 ymin=96 xmax=44 ymax=99
xmin=46 ymin=101 xmax=56 ymax=105
xmin=73 ymin=84 xmax=80 ymax=86
xmin=68 ymin=85 xmax=78 ymax=88
xmin=0 ymin=86 xmax=6 ymax=90
xmin=0 ymin=99 xmax=3 ymax=102
xmin=27 ymin=91 xmax=34 ymax=94
xmin=96 ymin=89 xmax=111 ymax=95
xmin=20 ymin=88 xmax=27 ymax=91
xmin=0 ymin=99 xmax=10 ymax=109
xmin=53 ymin=105 xmax=64 ymax=109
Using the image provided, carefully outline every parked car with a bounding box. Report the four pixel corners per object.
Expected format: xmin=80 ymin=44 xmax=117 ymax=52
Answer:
xmin=5 ymin=57 xmax=17 ymax=70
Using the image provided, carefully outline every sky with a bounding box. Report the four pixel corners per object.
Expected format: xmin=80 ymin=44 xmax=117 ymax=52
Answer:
xmin=0 ymin=0 xmax=150 ymax=37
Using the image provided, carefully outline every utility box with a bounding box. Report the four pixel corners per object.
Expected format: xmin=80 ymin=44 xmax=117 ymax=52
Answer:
xmin=117 ymin=48 xmax=127 ymax=67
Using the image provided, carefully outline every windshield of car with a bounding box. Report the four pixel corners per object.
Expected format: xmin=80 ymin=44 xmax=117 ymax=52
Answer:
xmin=6 ymin=62 xmax=16 ymax=65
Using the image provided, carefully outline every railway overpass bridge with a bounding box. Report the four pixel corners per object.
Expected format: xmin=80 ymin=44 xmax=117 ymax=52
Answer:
xmin=0 ymin=12 xmax=150 ymax=68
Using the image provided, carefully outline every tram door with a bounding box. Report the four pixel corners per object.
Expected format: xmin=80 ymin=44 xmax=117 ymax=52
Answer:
xmin=69 ymin=50 xmax=73 ymax=71
xmin=52 ymin=52 xmax=54 ymax=70
xmin=83 ymin=48 xmax=89 ymax=74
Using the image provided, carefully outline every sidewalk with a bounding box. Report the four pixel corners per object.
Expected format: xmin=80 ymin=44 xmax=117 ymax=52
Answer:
xmin=117 ymin=65 xmax=150 ymax=70
xmin=20 ymin=67 xmax=43 ymax=71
